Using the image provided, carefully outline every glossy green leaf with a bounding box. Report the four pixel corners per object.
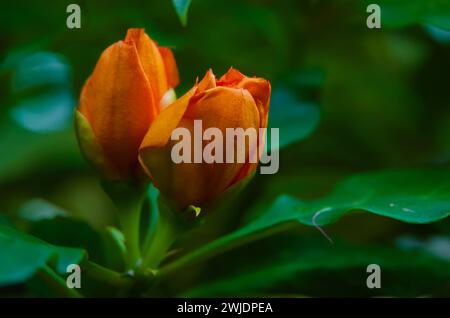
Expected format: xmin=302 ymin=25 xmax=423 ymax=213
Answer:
xmin=159 ymin=169 xmax=450 ymax=278
xmin=172 ymin=0 xmax=192 ymax=26
xmin=297 ymin=168 xmax=450 ymax=226
xmin=0 ymin=223 xmax=85 ymax=287
xmin=257 ymin=168 xmax=450 ymax=230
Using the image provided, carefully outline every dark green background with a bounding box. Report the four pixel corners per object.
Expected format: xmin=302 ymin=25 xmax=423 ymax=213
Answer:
xmin=1 ymin=0 xmax=450 ymax=297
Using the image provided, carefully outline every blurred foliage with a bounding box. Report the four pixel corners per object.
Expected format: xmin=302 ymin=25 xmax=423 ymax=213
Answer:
xmin=172 ymin=0 xmax=192 ymax=26
xmin=0 ymin=0 xmax=450 ymax=297
xmin=0 ymin=222 xmax=85 ymax=287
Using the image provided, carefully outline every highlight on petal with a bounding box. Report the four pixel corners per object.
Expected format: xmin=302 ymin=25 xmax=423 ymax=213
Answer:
xmin=140 ymin=86 xmax=197 ymax=150
xmin=160 ymin=88 xmax=177 ymax=109
xmin=138 ymin=87 xmax=196 ymax=206
xmin=79 ymin=40 xmax=155 ymax=178
xmin=237 ymin=77 xmax=271 ymax=128
xmin=125 ymin=28 xmax=168 ymax=104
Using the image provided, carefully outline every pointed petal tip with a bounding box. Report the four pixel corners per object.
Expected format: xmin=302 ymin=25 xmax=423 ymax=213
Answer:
xmin=197 ymin=68 xmax=217 ymax=92
xmin=219 ymin=67 xmax=245 ymax=84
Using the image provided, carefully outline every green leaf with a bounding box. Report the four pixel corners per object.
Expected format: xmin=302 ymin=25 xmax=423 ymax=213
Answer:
xmin=158 ymin=168 xmax=450 ymax=279
xmin=27 ymin=216 xmax=104 ymax=265
xmin=172 ymin=0 xmax=192 ymax=26
xmin=298 ymin=168 xmax=450 ymax=226
xmin=0 ymin=223 xmax=85 ymax=287
xmin=255 ymin=168 xmax=450 ymax=230
xmin=101 ymin=227 xmax=126 ymax=272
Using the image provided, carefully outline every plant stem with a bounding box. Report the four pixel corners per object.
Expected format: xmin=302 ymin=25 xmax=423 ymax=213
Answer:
xmin=154 ymin=222 xmax=293 ymax=282
xmin=117 ymin=203 xmax=142 ymax=269
xmin=82 ymin=260 xmax=132 ymax=288
xmin=141 ymin=200 xmax=181 ymax=269
xmin=37 ymin=265 xmax=82 ymax=298
xmin=102 ymin=180 xmax=147 ymax=270
xmin=141 ymin=184 xmax=160 ymax=259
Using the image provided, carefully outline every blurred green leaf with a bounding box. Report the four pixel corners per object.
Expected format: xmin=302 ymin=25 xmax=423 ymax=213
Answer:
xmin=172 ymin=0 xmax=192 ymax=26
xmin=27 ymin=216 xmax=104 ymax=265
xmin=269 ymin=87 xmax=320 ymax=150
xmin=397 ymin=235 xmax=450 ymax=262
xmin=3 ymin=51 xmax=75 ymax=133
xmin=10 ymin=91 xmax=74 ymax=133
xmin=9 ymin=52 xmax=71 ymax=92
xmin=18 ymin=198 xmax=67 ymax=221
xmin=426 ymin=25 xmax=450 ymax=43
xmin=0 ymin=223 xmax=85 ymax=287
xmin=0 ymin=50 xmax=81 ymax=184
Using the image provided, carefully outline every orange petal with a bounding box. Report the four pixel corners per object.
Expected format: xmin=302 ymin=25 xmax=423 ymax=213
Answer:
xmin=234 ymin=78 xmax=271 ymax=177
xmin=185 ymin=87 xmax=259 ymax=133
xmin=139 ymin=86 xmax=197 ymax=150
xmin=138 ymin=87 xmax=196 ymax=205
xmin=125 ymin=28 xmax=168 ymax=104
xmin=159 ymin=47 xmax=180 ymax=89
xmin=140 ymin=85 xmax=261 ymax=208
xmin=182 ymin=87 xmax=260 ymax=205
xmin=79 ymin=40 xmax=155 ymax=178
xmin=236 ymin=77 xmax=271 ymax=128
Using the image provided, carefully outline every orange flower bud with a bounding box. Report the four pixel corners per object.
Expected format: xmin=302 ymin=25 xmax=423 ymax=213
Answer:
xmin=139 ymin=68 xmax=271 ymax=209
xmin=75 ymin=28 xmax=179 ymax=179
